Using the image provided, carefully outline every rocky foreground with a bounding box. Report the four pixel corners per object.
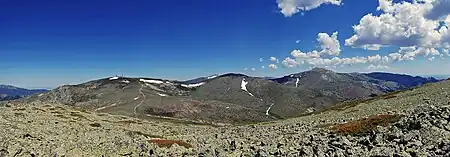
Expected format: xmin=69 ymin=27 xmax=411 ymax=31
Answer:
xmin=1 ymin=81 xmax=450 ymax=156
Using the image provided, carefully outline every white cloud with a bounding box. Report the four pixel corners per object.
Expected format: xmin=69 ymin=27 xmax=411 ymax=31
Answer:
xmin=345 ymin=0 xmax=450 ymax=50
xmin=260 ymin=58 xmax=264 ymax=62
xmin=362 ymin=44 xmax=383 ymax=51
xmin=269 ymin=64 xmax=278 ymax=69
xmin=251 ymin=68 xmax=256 ymax=71
xmin=261 ymin=65 xmax=265 ymax=69
xmin=424 ymin=0 xmax=450 ymax=20
xmin=317 ymin=32 xmax=341 ymax=56
xmin=281 ymin=57 xmax=298 ymax=68
xmin=269 ymin=57 xmax=276 ymax=61
xmin=428 ymin=56 xmax=436 ymax=61
xmin=244 ymin=68 xmax=248 ymax=71
xmin=289 ymin=32 xmax=341 ymax=60
xmin=296 ymin=40 xmax=301 ymax=43
xmin=277 ymin=0 xmax=343 ymax=17
xmin=367 ymin=64 xmax=390 ymax=70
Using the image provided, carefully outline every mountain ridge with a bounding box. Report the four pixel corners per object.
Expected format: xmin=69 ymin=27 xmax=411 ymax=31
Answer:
xmin=14 ymin=68 xmax=440 ymax=124
xmin=0 ymin=85 xmax=48 ymax=101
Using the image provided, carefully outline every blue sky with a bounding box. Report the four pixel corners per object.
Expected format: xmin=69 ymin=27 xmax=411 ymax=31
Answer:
xmin=1 ymin=0 xmax=450 ymax=88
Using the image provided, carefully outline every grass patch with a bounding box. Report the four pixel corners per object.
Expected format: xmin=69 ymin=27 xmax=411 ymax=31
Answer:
xmin=331 ymin=114 xmax=403 ymax=135
xmin=126 ymin=130 xmax=163 ymax=139
xmin=14 ymin=112 xmax=24 ymax=116
xmin=50 ymin=111 xmax=62 ymax=114
xmin=89 ymin=123 xmax=101 ymax=127
xmin=13 ymin=108 xmax=26 ymax=111
xmin=32 ymin=107 xmax=46 ymax=112
xmin=116 ymin=120 xmax=141 ymax=124
xmin=149 ymin=139 xmax=192 ymax=148
xmin=69 ymin=112 xmax=91 ymax=121
xmin=54 ymin=114 xmax=69 ymax=119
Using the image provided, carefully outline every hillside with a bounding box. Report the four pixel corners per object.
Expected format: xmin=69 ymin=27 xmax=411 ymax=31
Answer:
xmin=16 ymin=69 xmax=438 ymax=124
xmin=1 ymin=77 xmax=449 ymax=156
xmin=0 ymin=85 xmax=48 ymax=101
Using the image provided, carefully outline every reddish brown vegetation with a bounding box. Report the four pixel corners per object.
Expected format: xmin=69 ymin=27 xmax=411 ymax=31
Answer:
xmin=381 ymin=94 xmax=397 ymax=100
xmin=150 ymin=139 xmax=192 ymax=148
xmin=331 ymin=114 xmax=402 ymax=135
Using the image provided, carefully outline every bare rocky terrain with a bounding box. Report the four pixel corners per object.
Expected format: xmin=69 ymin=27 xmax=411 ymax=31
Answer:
xmin=1 ymin=78 xmax=449 ymax=156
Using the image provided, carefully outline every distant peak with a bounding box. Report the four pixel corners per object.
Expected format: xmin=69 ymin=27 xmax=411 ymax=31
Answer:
xmin=219 ymin=73 xmax=248 ymax=78
xmin=310 ymin=67 xmax=333 ymax=73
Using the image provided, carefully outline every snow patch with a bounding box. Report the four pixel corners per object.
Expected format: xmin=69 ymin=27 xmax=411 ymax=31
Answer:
xmin=266 ymin=103 xmax=275 ymax=116
xmin=240 ymin=78 xmax=254 ymax=96
xmin=109 ymin=77 xmax=119 ymax=80
xmin=207 ymin=75 xmax=218 ymax=79
xmin=134 ymin=97 xmax=139 ymax=100
xmin=139 ymin=79 xmax=163 ymax=84
xmin=38 ymin=94 xmax=43 ymax=97
xmin=295 ymin=78 xmax=299 ymax=88
xmin=157 ymin=93 xmax=168 ymax=97
xmin=95 ymin=103 xmax=117 ymax=111
xmin=226 ymin=106 xmax=230 ymax=109
xmin=181 ymin=82 xmax=205 ymax=88
xmin=121 ymin=80 xmax=130 ymax=84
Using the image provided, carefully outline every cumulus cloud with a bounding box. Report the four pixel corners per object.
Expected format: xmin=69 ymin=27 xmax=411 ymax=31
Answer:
xmin=259 ymin=58 xmax=264 ymax=62
xmin=277 ymin=0 xmax=343 ymax=17
xmin=317 ymin=32 xmax=341 ymax=56
xmin=259 ymin=1 xmax=450 ymax=72
xmin=251 ymin=68 xmax=256 ymax=71
xmin=296 ymin=40 xmax=301 ymax=43
xmin=367 ymin=64 xmax=390 ymax=70
xmin=281 ymin=57 xmax=298 ymax=68
xmin=270 ymin=57 xmax=278 ymax=62
xmin=269 ymin=64 xmax=278 ymax=69
xmin=345 ymin=0 xmax=450 ymax=50
xmin=262 ymin=65 xmax=265 ymax=69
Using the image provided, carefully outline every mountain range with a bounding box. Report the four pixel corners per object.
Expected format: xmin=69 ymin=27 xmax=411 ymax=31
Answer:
xmin=14 ymin=68 xmax=440 ymax=124
xmin=0 ymin=85 xmax=48 ymax=101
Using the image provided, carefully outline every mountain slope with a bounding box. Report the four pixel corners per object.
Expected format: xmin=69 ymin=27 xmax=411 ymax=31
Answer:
xmin=16 ymin=69 xmax=439 ymax=124
xmin=365 ymin=72 xmax=440 ymax=88
xmin=0 ymin=85 xmax=48 ymax=101
xmin=1 ymin=78 xmax=449 ymax=156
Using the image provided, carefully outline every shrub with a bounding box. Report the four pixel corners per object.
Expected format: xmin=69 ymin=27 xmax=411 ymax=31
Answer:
xmin=331 ymin=114 xmax=403 ymax=135
xmin=149 ymin=139 xmax=192 ymax=148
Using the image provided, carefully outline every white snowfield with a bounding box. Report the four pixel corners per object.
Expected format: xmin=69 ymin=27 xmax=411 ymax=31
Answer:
xmin=134 ymin=97 xmax=139 ymax=100
xmin=121 ymin=80 xmax=130 ymax=84
xmin=181 ymin=82 xmax=205 ymax=88
xmin=109 ymin=77 xmax=119 ymax=80
xmin=296 ymin=78 xmax=300 ymax=88
xmin=139 ymin=79 xmax=164 ymax=84
xmin=266 ymin=103 xmax=275 ymax=116
xmin=241 ymin=78 xmax=254 ymax=97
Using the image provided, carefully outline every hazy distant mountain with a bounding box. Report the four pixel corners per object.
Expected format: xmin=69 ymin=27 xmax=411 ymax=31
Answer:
xmin=365 ymin=72 xmax=440 ymax=88
xmin=16 ymin=68 xmax=439 ymax=124
xmin=0 ymin=85 xmax=48 ymax=101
